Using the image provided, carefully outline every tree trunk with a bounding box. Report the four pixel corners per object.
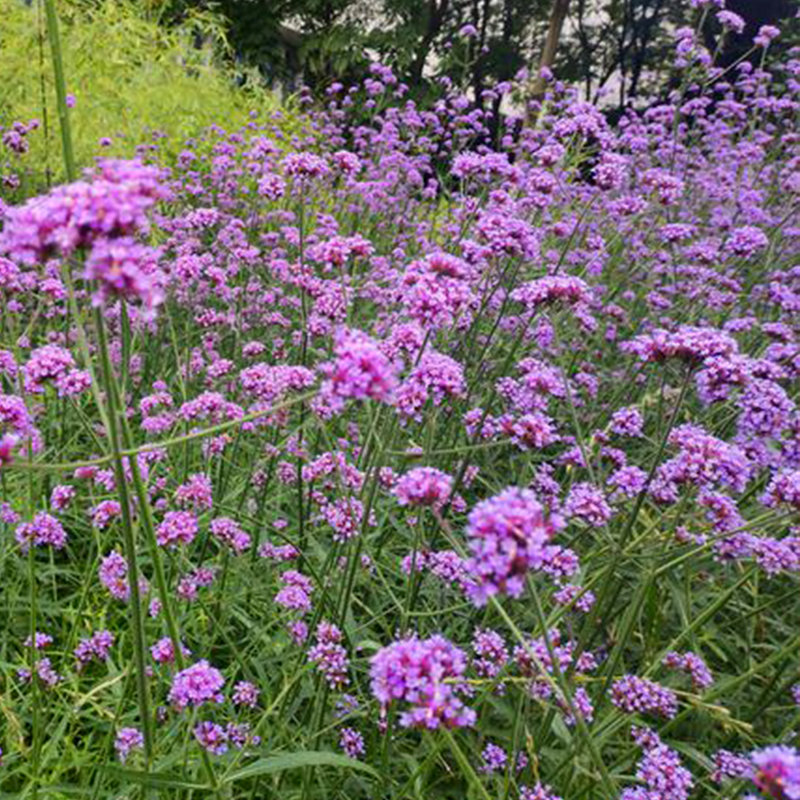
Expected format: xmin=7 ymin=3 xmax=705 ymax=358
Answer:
xmin=527 ymin=0 xmax=571 ymax=110
xmin=409 ymin=0 xmax=449 ymax=87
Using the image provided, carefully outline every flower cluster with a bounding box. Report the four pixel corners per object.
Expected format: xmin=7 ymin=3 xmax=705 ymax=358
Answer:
xmin=464 ymin=488 xmax=565 ymax=605
xmin=168 ymin=660 xmax=225 ymax=710
xmin=369 ymin=635 xmax=476 ymax=729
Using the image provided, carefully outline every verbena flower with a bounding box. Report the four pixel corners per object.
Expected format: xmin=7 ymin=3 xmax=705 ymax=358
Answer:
xmin=750 ymin=746 xmax=800 ymax=800
xmin=115 ymin=727 xmax=144 ymax=763
xmin=156 ymin=510 xmax=199 ymax=548
xmin=308 ymin=622 xmax=350 ymax=688
xmin=610 ymin=676 xmax=678 ymax=719
xmin=15 ymin=512 xmax=67 ymax=552
xmin=339 ymin=727 xmax=365 ymax=759
xmin=370 ymin=635 xmax=476 ymax=729
xmin=168 ymin=660 xmax=225 ymax=710
xmin=464 ymin=487 xmax=564 ymax=605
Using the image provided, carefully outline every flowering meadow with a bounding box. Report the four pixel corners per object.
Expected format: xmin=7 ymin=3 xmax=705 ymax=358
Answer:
xmin=1 ymin=6 xmax=800 ymax=800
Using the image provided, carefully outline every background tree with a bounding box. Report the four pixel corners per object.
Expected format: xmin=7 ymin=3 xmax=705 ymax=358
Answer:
xmin=152 ymin=0 xmax=799 ymax=107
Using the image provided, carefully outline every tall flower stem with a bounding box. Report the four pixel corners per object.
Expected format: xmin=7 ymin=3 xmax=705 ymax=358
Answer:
xmin=28 ymin=547 xmax=42 ymax=800
xmin=94 ymin=308 xmax=154 ymax=764
xmin=42 ymin=0 xmax=156 ymax=771
xmin=42 ymin=0 xmax=76 ymax=181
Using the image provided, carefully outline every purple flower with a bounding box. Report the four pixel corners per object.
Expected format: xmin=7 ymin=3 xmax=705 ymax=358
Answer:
xmin=339 ymin=726 xmax=365 ymax=758
xmin=210 ymin=517 xmax=251 ymax=554
xmin=609 ymin=466 xmax=648 ymax=499
xmin=168 ymin=660 xmax=225 ymax=710
xmin=754 ymin=25 xmax=780 ymax=47
xmin=610 ymin=406 xmax=644 ymax=437
xmin=370 ymin=635 xmax=476 ymax=729
xmin=395 ymin=351 xmax=466 ymax=421
xmin=156 ymin=511 xmax=198 ymax=548
xmin=520 ymin=784 xmax=562 ymax=800
xmin=50 ymin=484 xmax=76 ymax=511
xmin=15 ymin=512 xmax=67 ymax=551
xmin=74 ymin=630 xmax=115 ymax=669
xmin=308 ymin=622 xmax=350 ymax=689
xmin=25 ymin=632 xmax=54 ymax=650
xmin=662 ymin=651 xmax=713 ymax=690
xmin=174 ymin=473 xmax=213 ymax=510
xmin=23 ymin=345 xmax=75 ymax=393
xmin=150 ymin=636 xmax=190 ymax=664
xmin=99 ymin=551 xmax=129 ymax=600
xmin=322 ymin=496 xmax=371 ymax=543
xmin=464 ymin=487 xmax=564 ymax=605
xmin=275 ymin=569 xmax=313 ymax=614
xmin=563 ymin=482 xmax=613 ymax=527
xmin=623 ymin=325 xmax=738 ymax=364
xmin=717 ymin=9 xmax=745 ymax=32
xmin=553 ymin=584 xmax=595 ymax=613
xmin=725 ymin=226 xmax=769 ymax=258
xmin=317 ymin=328 xmax=399 ymax=414
xmin=750 ymin=746 xmax=800 ymax=800
xmin=282 ymin=152 xmax=330 ymax=179
xmin=471 ymin=628 xmax=509 ymax=679
xmin=480 ymin=742 xmax=507 ymax=773
xmin=115 ymin=727 xmax=144 ymax=763
xmin=0 ymin=158 xmax=166 ymax=265
xmin=18 ymin=656 xmax=62 ymax=687
xmin=621 ymin=727 xmax=693 ymax=800
xmin=91 ymin=500 xmax=121 ymax=530
xmin=393 ymin=467 xmax=453 ymax=509
xmin=511 ymin=275 xmax=591 ymax=310
xmin=610 ymin=676 xmax=678 ymax=719
xmin=711 ymin=749 xmax=752 ymax=783
xmin=232 ymin=680 xmax=260 ymax=708
xmin=83 ymin=236 xmax=164 ymax=317
xmin=194 ymin=721 xmax=228 ymax=755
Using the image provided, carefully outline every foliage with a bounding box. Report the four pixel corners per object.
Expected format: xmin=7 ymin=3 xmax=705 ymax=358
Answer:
xmin=0 ymin=0 xmax=284 ymax=188
xmin=0 ymin=7 xmax=799 ymax=800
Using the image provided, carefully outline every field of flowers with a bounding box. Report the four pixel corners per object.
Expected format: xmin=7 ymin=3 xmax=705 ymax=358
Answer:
xmin=1 ymin=6 xmax=799 ymax=799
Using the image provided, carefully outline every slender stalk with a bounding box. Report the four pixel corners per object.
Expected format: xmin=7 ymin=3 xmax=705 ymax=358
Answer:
xmin=28 ymin=547 xmax=41 ymax=800
xmin=442 ymin=728 xmax=493 ymax=800
xmin=12 ymin=390 xmax=316 ymax=473
xmin=94 ymin=308 xmax=154 ymax=764
xmin=42 ymin=0 xmax=76 ymax=181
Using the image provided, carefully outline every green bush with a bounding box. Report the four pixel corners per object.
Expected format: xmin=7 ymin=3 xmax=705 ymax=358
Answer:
xmin=0 ymin=0 xmax=287 ymax=186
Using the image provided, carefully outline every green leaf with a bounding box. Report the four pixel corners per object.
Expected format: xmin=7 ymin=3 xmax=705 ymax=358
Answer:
xmin=101 ymin=766 xmax=211 ymax=791
xmin=223 ymin=751 xmax=379 ymax=784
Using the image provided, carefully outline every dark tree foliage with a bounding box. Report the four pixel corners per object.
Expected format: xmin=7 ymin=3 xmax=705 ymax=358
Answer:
xmin=157 ymin=0 xmax=799 ymax=105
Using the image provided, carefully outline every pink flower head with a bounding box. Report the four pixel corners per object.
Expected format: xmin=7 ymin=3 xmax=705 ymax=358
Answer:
xmin=610 ymin=675 xmax=678 ymax=719
xmin=393 ymin=467 xmax=453 ymax=509
xmin=210 ymin=517 xmax=251 ymax=554
xmin=511 ymin=275 xmax=591 ymax=310
xmin=370 ymin=635 xmax=476 ymax=729
xmin=83 ymin=237 xmax=164 ymax=317
xmin=23 ymin=345 xmax=75 ymax=393
xmin=99 ymin=550 xmax=129 ymax=600
xmin=318 ymin=327 xmax=399 ymax=412
xmin=465 ymin=488 xmax=564 ymax=605
xmin=15 ymin=512 xmax=67 ymax=551
xmin=156 ymin=510 xmax=198 ymax=548
xmin=282 ymin=152 xmax=330 ymax=179
xmin=623 ymin=325 xmax=738 ymax=364
xmin=115 ymin=727 xmax=144 ymax=763
xmin=168 ymin=660 xmax=225 ymax=710
xmin=750 ymin=746 xmax=800 ymax=799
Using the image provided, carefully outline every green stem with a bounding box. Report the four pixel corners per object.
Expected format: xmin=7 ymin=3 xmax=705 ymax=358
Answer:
xmin=28 ymin=547 xmax=41 ymax=800
xmin=442 ymin=728 xmax=493 ymax=800
xmin=12 ymin=390 xmax=316 ymax=473
xmin=94 ymin=308 xmax=154 ymax=765
xmin=42 ymin=0 xmax=76 ymax=181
